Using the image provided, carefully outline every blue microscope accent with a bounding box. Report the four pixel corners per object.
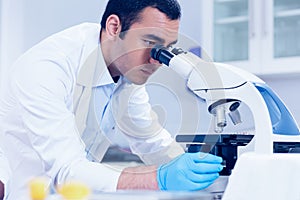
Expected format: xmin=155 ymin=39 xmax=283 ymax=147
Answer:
xmin=254 ymin=82 xmax=300 ymax=136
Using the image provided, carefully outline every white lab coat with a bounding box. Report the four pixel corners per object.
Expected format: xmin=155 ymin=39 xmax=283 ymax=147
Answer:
xmin=0 ymin=23 xmax=183 ymax=199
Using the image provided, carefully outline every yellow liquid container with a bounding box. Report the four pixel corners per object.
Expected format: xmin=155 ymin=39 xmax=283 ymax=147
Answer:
xmin=29 ymin=178 xmax=49 ymax=200
xmin=58 ymin=182 xmax=90 ymax=200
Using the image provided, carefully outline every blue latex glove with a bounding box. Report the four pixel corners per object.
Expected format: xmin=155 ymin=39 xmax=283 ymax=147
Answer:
xmin=157 ymin=152 xmax=223 ymax=191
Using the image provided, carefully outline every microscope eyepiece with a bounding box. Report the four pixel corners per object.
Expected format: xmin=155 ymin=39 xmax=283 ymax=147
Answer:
xmin=150 ymin=45 xmax=174 ymax=66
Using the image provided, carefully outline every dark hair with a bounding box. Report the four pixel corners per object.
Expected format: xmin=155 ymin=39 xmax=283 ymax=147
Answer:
xmin=100 ymin=0 xmax=181 ymax=38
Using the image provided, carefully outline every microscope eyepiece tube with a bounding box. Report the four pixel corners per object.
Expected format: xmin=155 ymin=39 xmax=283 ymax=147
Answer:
xmin=150 ymin=46 xmax=174 ymax=66
xmin=151 ymin=46 xmax=193 ymax=80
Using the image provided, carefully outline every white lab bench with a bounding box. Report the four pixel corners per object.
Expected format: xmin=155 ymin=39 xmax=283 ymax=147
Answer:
xmin=47 ymin=190 xmax=219 ymax=200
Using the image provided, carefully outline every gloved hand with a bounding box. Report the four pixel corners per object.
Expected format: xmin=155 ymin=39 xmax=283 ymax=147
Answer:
xmin=157 ymin=152 xmax=223 ymax=191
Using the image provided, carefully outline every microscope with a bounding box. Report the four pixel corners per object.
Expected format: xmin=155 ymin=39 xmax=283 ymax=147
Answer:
xmin=151 ymin=46 xmax=300 ymax=198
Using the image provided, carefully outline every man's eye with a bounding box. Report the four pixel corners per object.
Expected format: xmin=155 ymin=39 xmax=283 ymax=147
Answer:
xmin=143 ymin=40 xmax=156 ymax=47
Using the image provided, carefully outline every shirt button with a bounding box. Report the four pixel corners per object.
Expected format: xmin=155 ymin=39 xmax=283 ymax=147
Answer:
xmin=112 ymin=126 xmax=115 ymax=130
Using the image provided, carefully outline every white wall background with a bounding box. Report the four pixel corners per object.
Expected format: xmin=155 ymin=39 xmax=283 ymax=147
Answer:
xmin=0 ymin=0 xmax=299 ymax=135
xmin=0 ymin=0 xmax=25 ymax=83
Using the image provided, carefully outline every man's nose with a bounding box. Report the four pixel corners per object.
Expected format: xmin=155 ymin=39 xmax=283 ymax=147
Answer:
xmin=149 ymin=57 xmax=161 ymax=65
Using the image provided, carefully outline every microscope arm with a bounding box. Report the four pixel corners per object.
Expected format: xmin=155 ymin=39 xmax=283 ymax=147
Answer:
xmin=254 ymin=82 xmax=299 ymax=135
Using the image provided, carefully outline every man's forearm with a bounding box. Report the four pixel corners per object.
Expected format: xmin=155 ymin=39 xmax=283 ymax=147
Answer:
xmin=117 ymin=165 xmax=159 ymax=190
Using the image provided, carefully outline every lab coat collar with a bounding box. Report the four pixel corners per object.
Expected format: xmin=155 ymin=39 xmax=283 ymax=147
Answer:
xmin=77 ymin=44 xmax=114 ymax=87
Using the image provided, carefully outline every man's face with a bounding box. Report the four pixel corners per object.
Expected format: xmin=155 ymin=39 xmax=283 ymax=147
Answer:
xmin=110 ymin=7 xmax=179 ymax=84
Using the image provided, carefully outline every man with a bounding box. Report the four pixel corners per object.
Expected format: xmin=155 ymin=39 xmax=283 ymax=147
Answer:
xmin=0 ymin=0 xmax=223 ymax=199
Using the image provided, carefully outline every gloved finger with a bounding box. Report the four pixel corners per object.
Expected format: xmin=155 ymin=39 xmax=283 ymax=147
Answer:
xmin=184 ymin=170 xmax=220 ymax=183
xmin=189 ymin=152 xmax=223 ymax=164
xmin=188 ymin=162 xmax=223 ymax=174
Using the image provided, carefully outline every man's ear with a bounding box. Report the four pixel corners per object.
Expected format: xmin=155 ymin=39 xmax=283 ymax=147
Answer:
xmin=105 ymin=14 xmax=121 ymax=40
